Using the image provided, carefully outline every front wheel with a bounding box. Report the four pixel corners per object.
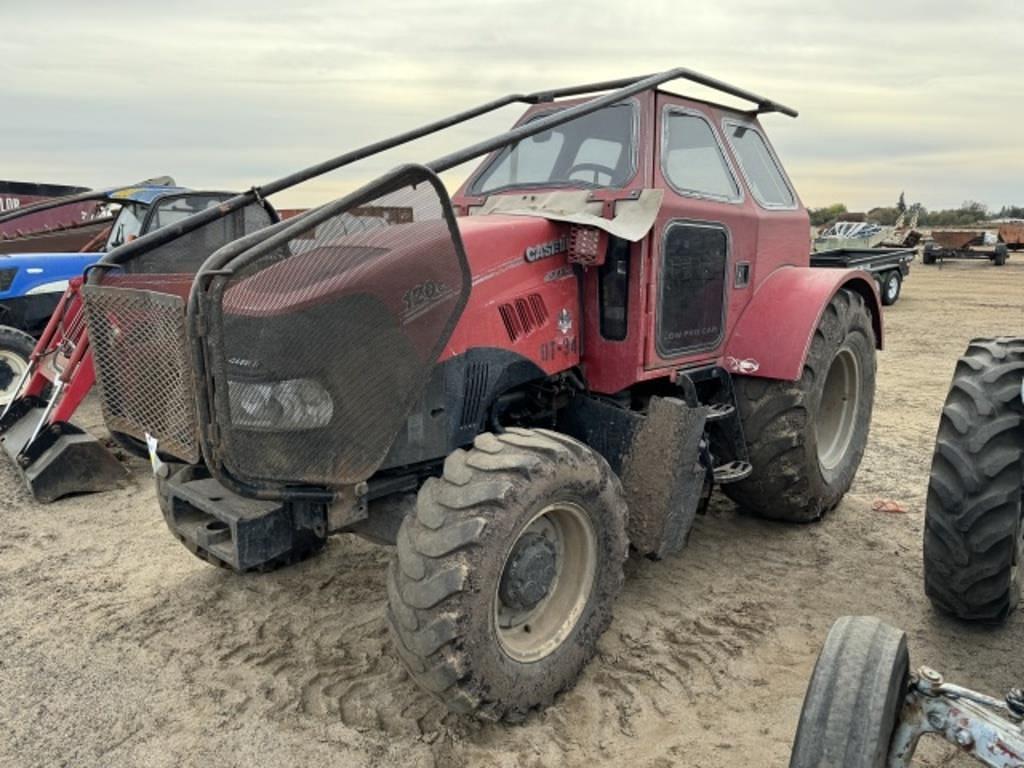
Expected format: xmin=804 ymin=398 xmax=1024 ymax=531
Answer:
xmin=387 ymin=428 xmax=628 ymax=720
xmin=0 ymin=326 xmax=35 ymax=407
xmin=724 ymin=289 xmax=876 ymax=521
xmin=790 ymin=616 xmax=909 ymax=768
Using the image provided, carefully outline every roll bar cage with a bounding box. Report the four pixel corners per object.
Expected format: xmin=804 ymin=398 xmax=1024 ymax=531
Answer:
xmin=98 ymin=67 xmax=796 ymax=269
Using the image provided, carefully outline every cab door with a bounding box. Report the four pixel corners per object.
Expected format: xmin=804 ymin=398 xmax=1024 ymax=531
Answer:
xmin=645 ymin=93 xmax=757 ymax=370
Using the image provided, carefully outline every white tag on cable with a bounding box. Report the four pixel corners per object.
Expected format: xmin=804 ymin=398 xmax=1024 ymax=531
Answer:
xmin=145 ymin=432 xmax=165 ymax=476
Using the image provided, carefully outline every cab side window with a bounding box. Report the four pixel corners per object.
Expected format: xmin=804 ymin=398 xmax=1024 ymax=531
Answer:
xmin=662 ymin=112 xmax=740 ymax=202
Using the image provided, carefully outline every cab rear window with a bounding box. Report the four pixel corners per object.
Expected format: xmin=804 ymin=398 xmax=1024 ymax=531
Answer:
xmin=724 ymin=122 xmax=795 ymax=209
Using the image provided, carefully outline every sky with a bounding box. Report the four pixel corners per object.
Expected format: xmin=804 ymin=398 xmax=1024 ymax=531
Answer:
xmin=2 ymin=0 xmax=1022 ymax=213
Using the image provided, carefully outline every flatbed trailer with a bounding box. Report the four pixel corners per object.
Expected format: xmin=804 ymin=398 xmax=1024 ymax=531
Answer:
xmin=811 ymin=246 xmax=914 ymax=305
xmin=923 ymin=230 xmax=1009 ymax=266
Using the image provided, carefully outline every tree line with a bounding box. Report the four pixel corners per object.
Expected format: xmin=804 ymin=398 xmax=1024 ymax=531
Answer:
xmin=809 ymin=194 xmax=1024 ymax=228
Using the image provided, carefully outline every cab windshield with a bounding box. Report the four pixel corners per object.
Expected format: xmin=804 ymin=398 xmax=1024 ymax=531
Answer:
xmin=470 ymin=103 xmax=636 ymax=195
xmin=105 ymin=202 xmax=148 ymax=249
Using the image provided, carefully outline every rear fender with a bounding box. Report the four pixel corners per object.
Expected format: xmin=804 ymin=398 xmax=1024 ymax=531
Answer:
xmin=723 ymin=267 xmax=882 ymax=382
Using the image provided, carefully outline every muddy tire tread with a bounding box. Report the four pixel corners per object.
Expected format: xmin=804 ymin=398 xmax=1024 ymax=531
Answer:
xmin=387 ymin=427 xmax=627 ymax=720
xmin=923 ymin=337 xmax=1024 ymax=622
xmin=789 ymin=616 xmax=909 ymax=768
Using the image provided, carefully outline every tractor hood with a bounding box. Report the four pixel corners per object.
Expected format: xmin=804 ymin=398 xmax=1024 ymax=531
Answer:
xmin=0 ymin=251 xmax=98 ymax=299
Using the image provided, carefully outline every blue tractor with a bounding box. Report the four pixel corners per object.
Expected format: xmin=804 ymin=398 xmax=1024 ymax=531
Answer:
xmin=0 ymin=181 xmax=189 ymax=404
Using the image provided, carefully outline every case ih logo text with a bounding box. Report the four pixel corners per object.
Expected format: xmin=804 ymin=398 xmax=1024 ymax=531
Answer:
xmin=525 ymin=236 xmax=568 ymax=263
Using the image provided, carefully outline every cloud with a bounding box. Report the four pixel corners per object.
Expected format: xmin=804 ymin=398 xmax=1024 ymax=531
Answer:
xmin=2 ymin=1 xmax=1022 ymax=210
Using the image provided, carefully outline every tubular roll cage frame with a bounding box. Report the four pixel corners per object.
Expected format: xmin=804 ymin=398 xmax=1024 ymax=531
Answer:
xmin=89 ymin=67 xmax=798 ymax=503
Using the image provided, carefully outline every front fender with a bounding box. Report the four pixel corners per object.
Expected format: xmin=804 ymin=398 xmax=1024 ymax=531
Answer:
xmin=723 ymin=266 xmax=882 ymax=382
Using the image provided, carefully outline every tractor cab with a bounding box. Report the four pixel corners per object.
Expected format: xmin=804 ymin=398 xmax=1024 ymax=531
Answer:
xmin=451 ymin=88 xmax=815 ymax=394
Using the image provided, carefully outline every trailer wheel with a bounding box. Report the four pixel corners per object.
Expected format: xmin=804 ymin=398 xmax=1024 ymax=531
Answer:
xmin=880 ymin=271 xmax=901 ymax=306
xmin=0 ymin=326 xmax=35 ymax=407
xmin=923 ymin=338 xmax=1024 ymax=621
xmin=993 ymin=244 xmax=1009 ymax=266
xmin=387 ymin=428 xmax=628 ymax=720
xmin=922 ymin=246 xmax=937 ymax=265
xmin=724 ymin=289 xmax=876 ymax=521
xmin=789 ymin=616 xmax=909 ymax=768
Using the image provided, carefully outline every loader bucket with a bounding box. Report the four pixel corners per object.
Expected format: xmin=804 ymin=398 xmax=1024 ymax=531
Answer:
xmin=0 ymin=280 xmax=129 ymax=503
xmin=0 ymin=405 xmax=128 ymax=503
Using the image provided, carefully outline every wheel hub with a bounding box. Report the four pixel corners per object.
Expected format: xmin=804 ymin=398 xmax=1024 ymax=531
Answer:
xmin=0 ymin=359 xmax=14 ymax=391
xmin=816 ymin=347 xmax=861 ymax=474
xmin=499 ymin=532 xmax=558 ymax=611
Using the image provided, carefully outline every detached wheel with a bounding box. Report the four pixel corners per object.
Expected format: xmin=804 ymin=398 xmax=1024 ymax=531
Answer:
xmin=880 ymin=270 xmax=901 ymax=306
xmin=0 ymin=326 xmax=35 ymax=407
xmin=924 ymin=338 xmax=1024 ymax=621
xmin=387 ymin=428 xmax=628 ymax=720
xmin=790 ymin=616 xmax=909 ymax=768
xmin=724 ymin=289 xmax=876 ymax=521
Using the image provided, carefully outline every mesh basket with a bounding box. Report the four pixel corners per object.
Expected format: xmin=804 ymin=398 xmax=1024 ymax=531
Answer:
xmin=82 ymin=201 xmax=275 ymax=461
xmin=202 ymin=166 xmax=470 ymax=488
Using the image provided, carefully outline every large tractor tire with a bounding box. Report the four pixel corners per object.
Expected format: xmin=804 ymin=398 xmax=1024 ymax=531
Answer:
xmin=0 ymin=325 xmax=35 ymax=407
xmin=724 ymin=289 xmax=876 ymax=521
xmin=789 ymin=616 xmax=909 ymax=768
xmin=387 ymin=427 xmax=628 ymax=720
xmin=923 ymin=338 xmax=1024 ymax=622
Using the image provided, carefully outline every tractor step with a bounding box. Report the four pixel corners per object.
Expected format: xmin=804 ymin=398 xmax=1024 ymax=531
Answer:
xmin=713 ymin=460 xmax=752 ymax=484
xmin=705 ymin=402 xmax=736 ymax=422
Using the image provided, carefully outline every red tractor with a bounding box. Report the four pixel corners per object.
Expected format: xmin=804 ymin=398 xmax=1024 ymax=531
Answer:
xmin=79 ymin=68 xmax=882 ymax=720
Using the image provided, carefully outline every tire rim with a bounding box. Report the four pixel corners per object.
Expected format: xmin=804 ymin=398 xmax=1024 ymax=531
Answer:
xmin=0 ymin=349 xmax=28 ymax=407
xmin=816 ymin=347 xmax=861 ymax=473
xmin=494 ymin=501 xmax=597 ymax=663
xmin=886 ymin=275 xmax=899 ymax=302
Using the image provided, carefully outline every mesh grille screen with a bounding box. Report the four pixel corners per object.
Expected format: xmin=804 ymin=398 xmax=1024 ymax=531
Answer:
xmin=82 ymin=280 xmax=200 ymax=462
xmin=206 ymin=171 xmax=468 ymax=487
xmin=82 ymin=200 xmax=275 ymax=462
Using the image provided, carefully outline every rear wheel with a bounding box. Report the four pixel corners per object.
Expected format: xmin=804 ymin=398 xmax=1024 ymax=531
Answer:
xmin=922 ymin=246 xmax=937 ymax=265
xmin=993 ymin=244 xmax=1009 ymax=266
xmin=923 ymin=338 xmax=1024 ymax=621
xmin=880 ymin=270 xmax=901 ymax=306
xmin=790 ymin=616 xmax=909 ymax=768
xmin=0 ymin=326 xmax=35 ymax=407
xmin=387 ymin=428 xmax=628 ymax=720
xmin=724 ymin=289 xmax=876 ymax=521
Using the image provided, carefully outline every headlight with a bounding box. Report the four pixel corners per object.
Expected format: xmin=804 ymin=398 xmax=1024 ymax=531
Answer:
xmin=0 ymin=268 xmax=17 ymax=292
xmin=228 ymin=378 xmax=333 ymax=431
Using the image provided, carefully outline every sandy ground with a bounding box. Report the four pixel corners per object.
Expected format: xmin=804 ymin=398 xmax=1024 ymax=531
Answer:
xmin=2 ymin=259 xmax=1023 ymax=768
